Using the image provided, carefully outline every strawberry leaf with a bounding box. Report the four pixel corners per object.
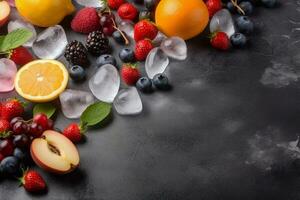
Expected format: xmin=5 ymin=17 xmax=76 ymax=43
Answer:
xmin=0 ymin=29 xmax=32 ymax=52
xmin=80 ymin=102 xmax=111 ymax=126
xmin=33 ymin=103 xmax=56 ymax=118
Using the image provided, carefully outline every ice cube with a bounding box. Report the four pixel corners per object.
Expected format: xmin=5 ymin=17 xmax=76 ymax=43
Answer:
xmin=59 ymin=89 xmax=95 ymax=119
xmin=89 ymin=64 xmax=120 ymax=103
xmin=8 ymin=19 xmax=37 ymax=47
xmin=153 ymin=31 xmax=168 ymax=47
xmin=0 ymin=58 xmax=17 ymax=93
xmin=210 ymin=9 xmax=235 ymax=38
xmin=160 ymin=36 xmax=187 ymax=60
xmin=145 ymin=47 xmax=169 ymax=79
xmin=74 ymin=0 xmax=105 ymax=8
xmin=118 ymin=20 xmax=134 ymax=38
xmin=113 ymin=87 xmax=143 ymax=115
xmin=32 ymin=25 xmax=68 ymax=59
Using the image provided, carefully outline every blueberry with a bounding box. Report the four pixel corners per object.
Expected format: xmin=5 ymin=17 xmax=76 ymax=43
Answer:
xmin=69 ymin=65 xmax=86 ymax=82
xmin=112 ymin=31 xmax=126 ymax=45
xmin=0 ymin=156 xmax=20 ymax=176
xmin=230 ymin=33 xmax=247 ymax=48
xmin=119 ymin=48 xmax=136 ymax=63
xmin=153 ymin=74 xmax=170 ymax=90
xmin=13 ymin=148 xmax=25 ymax=161
xmin=261 ymin=0 xmax=277 ymax=8
xmin=145 ymin=0 xmax=159 ymax=11
xmin=96 ymin=54 xmax=117 ymax=67
xmin=227 ymin=2 xmax=236 ymax=13
xmin=238 ymin=2 xmax=253 ymax=15
xmin=136 ymin=77 xmax=153 ymax=93
xmin=236 ymin=16 xmax=254 ymax=34
xmin=139 ymin=10 xmax=152 ymax=21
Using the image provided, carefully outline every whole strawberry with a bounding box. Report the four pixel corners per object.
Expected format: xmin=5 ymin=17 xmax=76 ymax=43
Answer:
xmin=206 ymin=0 xmax=222 ymax=18
xmin=134 ymin=20 xmax=158 ymax=42
xmin=135 ymin=39 xmax=154 ymax=61
xmin=1 ymin=99 xmax=25 ymax=121
xmin=63 ymin=123 xmax=85 ymax=143
xmin=71 ymin=7 xmax=101 ymax=34
xmin=108 ymin=0 xmax=126 ymax=10
xmin=9 ymin=46 xmax=34 ymax=66
xmin=20 ymin=170 xmax=46 ymax=193
xmin=117 ymin=3 xmax=138 ymax=21
xmin=210 ymin=32 xmax=230 ymax=50
xmin=121 ymin=63 xmax=141 ymax=85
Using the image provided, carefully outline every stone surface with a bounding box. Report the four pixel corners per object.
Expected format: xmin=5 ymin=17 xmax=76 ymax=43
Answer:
xmin=1 ymin=2 xmax=300 ymax=200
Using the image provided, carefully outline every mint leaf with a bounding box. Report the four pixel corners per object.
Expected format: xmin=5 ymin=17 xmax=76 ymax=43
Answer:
xmin=0 ymin=29 xmax=32 ymax=52
xmin=33 ymin=103 xmax=56 ymax=118
xmin=80 ymin=102 xmax=111 ymax=126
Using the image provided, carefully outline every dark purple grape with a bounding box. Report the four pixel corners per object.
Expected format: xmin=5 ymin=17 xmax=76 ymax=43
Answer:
xmin=12 ymin=121 xmax=28 ymax=135
xmin=10 ymin=117 xmax=23 ymax=129
xmin=13 ymin=134 xmax=30 ymax=149
xmin=29 ymin=122 xmax=43 ymax=138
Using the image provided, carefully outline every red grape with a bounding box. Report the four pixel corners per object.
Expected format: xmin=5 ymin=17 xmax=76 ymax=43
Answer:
xmin=29 ymin=122 xmax=44 ymax=138
xmin=12 ymin=121 xmax=28 ymax=135
xmin=0 ymin=139 xmax=14 ymax=157
xmin=33 ymin=113 xmax=48 ymax=129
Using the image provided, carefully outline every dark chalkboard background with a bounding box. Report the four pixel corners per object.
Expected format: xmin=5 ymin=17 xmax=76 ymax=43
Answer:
xmin=1 ymin=0 xmax=300 ymax=199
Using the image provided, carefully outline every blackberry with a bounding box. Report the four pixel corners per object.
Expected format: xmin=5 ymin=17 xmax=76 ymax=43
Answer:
xmin=86 ymin=30 xmax=110 ymax=56
xmin=64 ymin=40 xmax=89 ymax=66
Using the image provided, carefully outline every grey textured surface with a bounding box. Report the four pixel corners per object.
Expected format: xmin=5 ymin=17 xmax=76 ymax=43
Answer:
xmin=1 ymin=0 xmax=300 ymax=199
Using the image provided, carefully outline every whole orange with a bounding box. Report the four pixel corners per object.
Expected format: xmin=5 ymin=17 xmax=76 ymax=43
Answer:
xmin=155 ymin=0 xmax=209 ymax=40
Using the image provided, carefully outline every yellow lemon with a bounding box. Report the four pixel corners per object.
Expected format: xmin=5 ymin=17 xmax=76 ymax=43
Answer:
xmin=15 ymin=0 xmax=75 ymax=27
xmin=15 ymin=60 xmax=69 ymax=102
xmin=155 ymin=0 xmax=209 ymax=40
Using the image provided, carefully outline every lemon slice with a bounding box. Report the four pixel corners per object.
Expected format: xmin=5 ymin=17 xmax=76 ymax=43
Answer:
xmin=15 ymin=60 xmax=69 ymax=102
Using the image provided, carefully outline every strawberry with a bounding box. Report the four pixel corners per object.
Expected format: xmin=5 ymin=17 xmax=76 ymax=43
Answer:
xmin=117 ymin=3 xmax=138 ymax=21
xmin=210 ymin=32 xmax=230 ymax=50
xmin=121 ymin=63 xmax=141 ymax=85
xmin=71 ymin=7 xmax=101 ymax=34
xmin=0 ymin=119 xmax=10 ymax=133
xmin=20 ymin=170 xmax=46 ymax=193
xmin=108 ymin=0 xmax=126 ymax=10
xmin=135 ymin=39 xmax=154 ymax=61
xmin=63 ymin=123 xmax=85 ymax=143
xmin=134 ymin=20 xmax=158 ymax=42
xmin=9 ymin=47 xmax=34 ymax=66
xmin=1 ymin=99 xmax=25 ymax=121
xmin=206 ymin=0 xmax=222 ymax=18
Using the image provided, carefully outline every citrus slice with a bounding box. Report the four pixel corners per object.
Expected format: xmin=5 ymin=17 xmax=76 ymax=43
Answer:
xmin=15 ymin=60 xmax=69 ymax=102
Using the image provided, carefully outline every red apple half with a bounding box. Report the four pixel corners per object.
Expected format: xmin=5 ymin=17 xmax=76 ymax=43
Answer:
xmin=0 ymin=1 xmax=10 ymax=27
xmin=30 ymin=130 xmax=80 ymax=174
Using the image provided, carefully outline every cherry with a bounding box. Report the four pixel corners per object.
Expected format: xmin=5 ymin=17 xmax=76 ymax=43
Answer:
xmin=33 ymin=113 xmax=48 ymax=130
xmin=13 ymin=134 xmax=30 ymax=149
xmin=12 ymin=121 xmax=28 ymax=135
xmin=10 ymin=117 xmax=23 ymax=129
xmin=29 ymin=122 xmax=43 ymax=138
xmin=0 ymin=139 xmax=14 ymax=157
xmin=103 ymin=25 xmax=115 ymax=36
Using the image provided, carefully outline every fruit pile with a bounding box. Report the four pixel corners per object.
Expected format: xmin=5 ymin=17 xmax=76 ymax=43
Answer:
xmin=0 ymin=0 xmax=279 ymax=195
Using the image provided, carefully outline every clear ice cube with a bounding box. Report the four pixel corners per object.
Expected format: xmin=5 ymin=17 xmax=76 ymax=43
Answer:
xmin=32 ymin=25 xmax=68 ymax=59
xmin=145 ymin=47 xmax=169 ymax=79
xmin=8 ymin=19 xmax=37 ymax=47
xmin=118 ymin=20 xmax=134 ymax=38
xmin=160 ymin=36 xmax=187 ymax=60
xmin=210 ymin=9 xmax=235 ymax=38
xmin=153 ymin=31 xmax=168 ymax=47
xmin=113 ymin=87 xmax=143 ymax=115
xmin=0 ymin=59 xmax=17 ymax=93
xmin=74 ymin=0 xmax=105 ymax=8
xmin=59 ymin=89 xmax=95 ymax=119
xmin=89 ymin=64 xmax=120 ymax=103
